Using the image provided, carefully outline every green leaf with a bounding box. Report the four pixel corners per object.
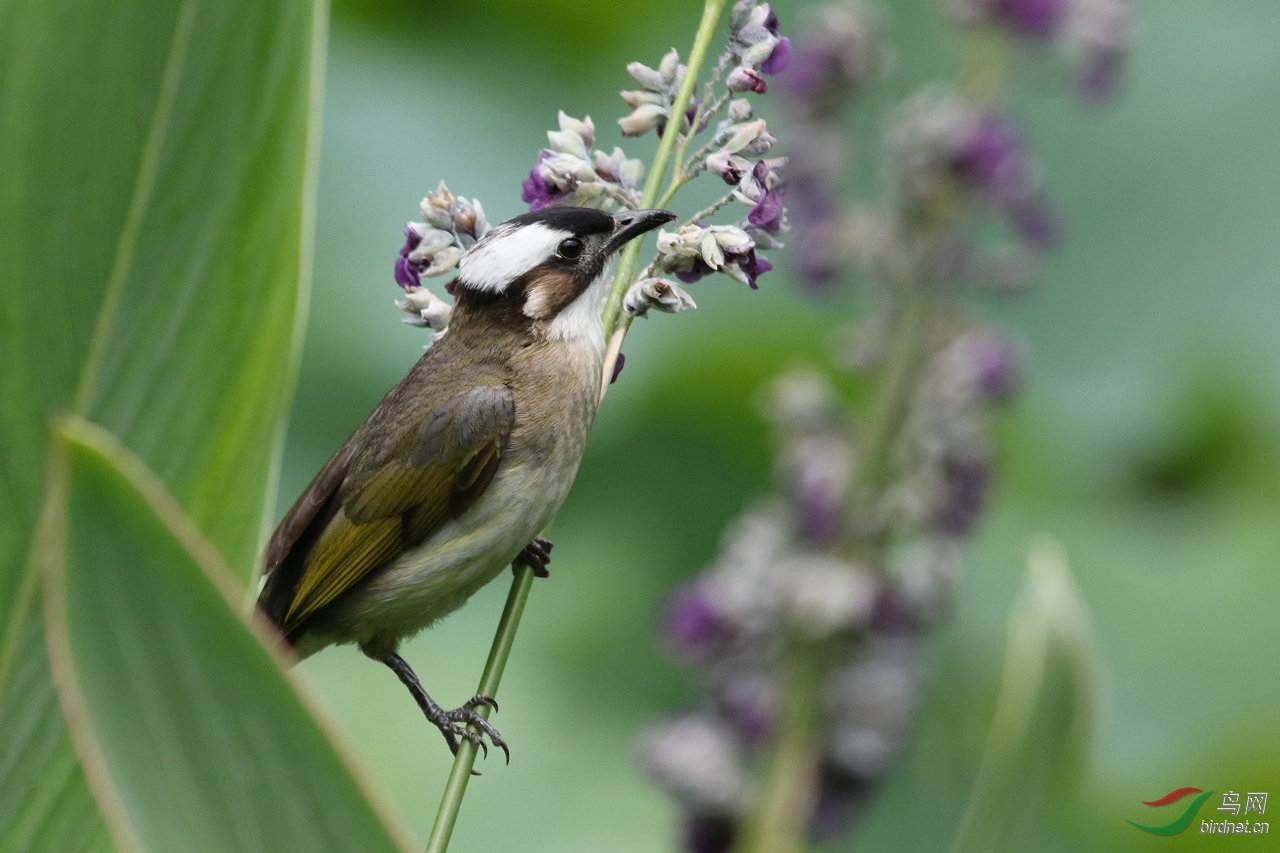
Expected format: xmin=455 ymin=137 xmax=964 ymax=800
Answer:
xmin=43 ymin=419 xmax=414 ymax=853
xmin=0 ymin=0 xmax=325 ymax=845
xmin=949 ymin=536 xmax=1104 ymax=853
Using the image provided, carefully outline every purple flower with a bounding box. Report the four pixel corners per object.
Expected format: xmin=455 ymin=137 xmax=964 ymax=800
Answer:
xmin=792 ymin=470 xmax=844 ymax=545
xmin=1079 ymin=43 xmax=1126 ymax=102
xmin=929 ymin=449 xmax=990 ymax=537
xmin=394 ymin=227 xmax=423 ymax=290
xmin=736 ymin=250 xmax=772 ymax=289
xmin=1008 ymin=194 xmax=1059 ymax=250
xmin=521 ymin=152 xmax=569 ymax=211
xmin=747 ymin=181 xmax=783 ymax=230
xmin=949 ymin=112 xmax=1060 ymax=249
xmin=675 ymin=247 xmax=771 ymax=290
xmin=992 ymin=0 xmax=1068 ymax=39
xmin=950 ymin=112 xmax=1028 ymax=202
xmin=663 ymin=584 xmax=729 ymax=660
xmin=761 ymin=36 xmax=792 ymax=74
xmin=658 ymin=224 xmax=773 ymax=289
xmin=968 ymin=334 xmax=1023 ymax=401
xmin=717 ymin=675 xmax=776 ymax=742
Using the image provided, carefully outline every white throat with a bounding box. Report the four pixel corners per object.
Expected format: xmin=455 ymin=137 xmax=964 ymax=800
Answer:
xmin=546 ymin=270 xmax=609 ymax=348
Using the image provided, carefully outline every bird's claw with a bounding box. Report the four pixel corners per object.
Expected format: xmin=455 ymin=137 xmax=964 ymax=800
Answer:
xmin=436 ymin=694 xmax=509 ymax=764
xmin=514 ymin=536 xmax=553 ymax=578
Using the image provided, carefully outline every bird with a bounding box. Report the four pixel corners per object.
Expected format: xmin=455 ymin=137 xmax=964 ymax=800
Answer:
xmin=257 ymin=205 xmax=676 ymax=759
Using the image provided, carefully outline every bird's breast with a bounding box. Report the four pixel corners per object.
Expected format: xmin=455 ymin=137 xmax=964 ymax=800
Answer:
xmin=304 ymin=334 xmax=604 ymax=653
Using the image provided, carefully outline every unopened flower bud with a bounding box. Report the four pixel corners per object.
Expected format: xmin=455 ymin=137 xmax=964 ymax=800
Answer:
xmin=619 ymin=103 xmax=668 ymax=137
xmin=452 ymin=197 xmax=487 ymax=243
xmin=742 ymin=35 xmax=780 ymax=70
xmin=624 ymin=277 xmax=698 ymax=317
xmin=620 ymin=88 xmax=666 ymax=109
xmin=730 ymin=0 xmax=755 ymax=32
xmin=419 ymin=182 xmax=456 ymax=229
xmin=400 ymin=221 xmax=440 ymax=252
xmin=727 ymin=66 xmax=768 ymax=94
xmin=658 ymin=46 xmax=683 ymax=85
xmin=727 ymin=98 xmax=754 ymax=122
xmin=557 ymin=110 xmax=594 ymax=147
xmin=722 ymin=118 xmax=772 ymax=155
xmin=396 ymin=285 xmax=453 ymax=330
xmin=418 ymin=245 xmax=462 ymax=278
xmin=626 ymin=60 xmax=665 ymax=90
xmin=706 ymin=150 xmax=751 ymax=184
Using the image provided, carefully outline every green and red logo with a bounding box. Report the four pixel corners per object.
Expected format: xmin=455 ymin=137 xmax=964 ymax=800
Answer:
xmin=1129 ymin=787 xmax=1215 ymax=835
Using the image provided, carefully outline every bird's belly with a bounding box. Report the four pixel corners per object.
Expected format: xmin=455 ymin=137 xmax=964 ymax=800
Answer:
xmin=312 ymin=446 xmax=581 ymax=653
xmin=293 ymin=334 xmax=602 ymax=658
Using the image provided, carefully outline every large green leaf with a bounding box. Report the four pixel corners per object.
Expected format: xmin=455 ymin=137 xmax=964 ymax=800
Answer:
xmin=43 ymin=419 xmax=412 ymax=853
xmin=0 ymin=0 xmax=325 ymax=846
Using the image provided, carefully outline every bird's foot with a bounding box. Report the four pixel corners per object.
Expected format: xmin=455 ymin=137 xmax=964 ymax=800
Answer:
xmin=435 ymin=695 xmax=509 ymax=763
xmin=513 ymin=536 xmax=553 ymax=578
xmin=379 ymin=652 xmax=509 ymax=763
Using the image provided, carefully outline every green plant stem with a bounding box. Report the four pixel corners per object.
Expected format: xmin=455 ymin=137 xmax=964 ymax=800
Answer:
xmin=733 ymin=641 xmax=826 ymax=853
xmin=425 ymin=564 xmax=537 ymax=853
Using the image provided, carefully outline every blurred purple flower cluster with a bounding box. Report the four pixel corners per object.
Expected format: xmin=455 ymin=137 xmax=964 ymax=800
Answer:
xmin=638 ymin=0 xmax=1131 ymax=849
xmin=950 ymin=0 xmax=1134 ymax=100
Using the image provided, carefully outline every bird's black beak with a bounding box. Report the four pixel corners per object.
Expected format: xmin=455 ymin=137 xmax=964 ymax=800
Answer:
xmin=606 ymin=208 xmax=677 ymax=254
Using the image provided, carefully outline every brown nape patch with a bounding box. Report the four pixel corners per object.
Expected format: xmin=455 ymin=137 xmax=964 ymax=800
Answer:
xmin=522 ymin=267 xmax=584 ymax=320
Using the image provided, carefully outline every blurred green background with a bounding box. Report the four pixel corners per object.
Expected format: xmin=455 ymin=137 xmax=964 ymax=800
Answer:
xmin=278 ymin=0 xmax=1280 ymax=849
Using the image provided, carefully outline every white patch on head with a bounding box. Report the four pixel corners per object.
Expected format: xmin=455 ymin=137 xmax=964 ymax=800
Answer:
xmin=458 ymin=222 xmax=572 ymax=293
xmin=546 ymin=267 xmax=610 ymax=348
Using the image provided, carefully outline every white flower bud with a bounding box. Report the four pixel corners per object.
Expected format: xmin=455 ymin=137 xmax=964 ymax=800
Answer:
xmin=726 ymin=66 xmax=766 ymax=93
xmin=556 ymin=110 xmax=594 ymax=147
xmin=396 ymin=285 xmax=453 ymax=330
xmin=459 ymin=197 xmax=489 ymax=244
xmin=782 ymin=555 xmax=876 ymax=638
xmin=618 ymin=103 xmax=667 ymax=137
xmin=727 ymin=98 xmax=754 ymax=122
xmin=714 ymin=225 xmax=754 ymax=254
xmin=419 ymin=245 xmax=461 ymax=278
xmin=700 ymin=230 xmax=725 ymax=269
xmin=406 ymin=225 xmax=455 ymax=258
xmin=730 ymin=0 xmax=755 ymax=31
xmin=706 ymin=149 xmax=751 ymax=184
xmin=722 ymin=118 xmax=769 ymax=155
xmin=626 ymin=60 xmax=665 ymax=90
xmin=546 ymin=129 xmax=588 ymax=158
xmin=619 ymin=89 xmax=666 ymax=109
xmin=658 ymin=47 xmax=682 ymax=85
xmin=419 ymin=181 xmax=455 ymax=229
xmin=618 ymin=153 xmax=646 ymax=188
xmin=624 ymin=277 xmax=697 ymax=317
xmin=742 ymin=35 xmax=779 ymax=69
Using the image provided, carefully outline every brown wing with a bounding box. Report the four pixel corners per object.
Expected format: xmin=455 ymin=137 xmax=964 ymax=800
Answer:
xmin=258 ymin=382 xmax=514 ymax=635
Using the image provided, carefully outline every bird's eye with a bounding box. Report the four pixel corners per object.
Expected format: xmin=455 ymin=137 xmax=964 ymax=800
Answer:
xmin=556 ymin=238 xmax=584 ymax=260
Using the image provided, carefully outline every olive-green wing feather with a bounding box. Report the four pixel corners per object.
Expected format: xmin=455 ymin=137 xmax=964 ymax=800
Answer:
xmin=260 ymin=383 xmax=514 ymax=634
